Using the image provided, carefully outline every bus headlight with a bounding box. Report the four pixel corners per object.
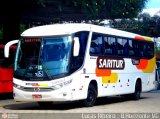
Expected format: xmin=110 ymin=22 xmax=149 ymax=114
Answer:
xmin=13 ymin=83 xmax=24 ymax=90
xmin=51 ymin=79 xmax=72 ymax=90
xmin=52 ymin=83 xmax=63 ymax=90
xmin=63 ymin=79 xmax=72 ymax=85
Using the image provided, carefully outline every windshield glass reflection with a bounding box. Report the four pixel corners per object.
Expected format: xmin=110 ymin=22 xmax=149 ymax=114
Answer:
xmin=14 ymin=36 xmax=72 ymax=80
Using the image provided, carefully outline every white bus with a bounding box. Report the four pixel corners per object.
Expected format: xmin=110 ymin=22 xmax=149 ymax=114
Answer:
xmin=5 ymin=23 xmax=157 ymax=107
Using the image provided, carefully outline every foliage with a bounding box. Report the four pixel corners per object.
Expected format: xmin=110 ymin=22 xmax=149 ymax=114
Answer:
xmin=111 ymin=12 xmax=160 ymax=37
xmin=0 ymin=0 xmax=148 ymax=43
xmin=0 ymin=0 xmax=45 ymax=44
xmin=63 ymin=0 xmax=148 ymax=19
xmin=111 ymin=12 xmax=160 ymax=58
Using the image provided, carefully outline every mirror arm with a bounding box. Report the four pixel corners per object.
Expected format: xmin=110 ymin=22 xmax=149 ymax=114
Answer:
xmin=4 ymin=40 xmax=19 ymax=58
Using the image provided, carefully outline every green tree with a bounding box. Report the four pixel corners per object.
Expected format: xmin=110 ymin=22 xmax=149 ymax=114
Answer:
xmin=0 ymin=0 xmax=44 ymax=44
xmin=64 ymin=0 xmax=148 ymax=19
xmin=0 ymin=0 xmax=148 ymax=44
xmin=112 ymin=12 xmax=160 ymax=37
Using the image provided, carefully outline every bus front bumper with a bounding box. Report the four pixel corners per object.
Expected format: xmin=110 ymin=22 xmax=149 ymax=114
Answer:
xmin=13 ymin=86 xmax=80 ymax=102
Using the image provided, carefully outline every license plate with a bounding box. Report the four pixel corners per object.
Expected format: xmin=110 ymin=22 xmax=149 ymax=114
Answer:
xmin=32 ymin=94 xmax=42 ymax=99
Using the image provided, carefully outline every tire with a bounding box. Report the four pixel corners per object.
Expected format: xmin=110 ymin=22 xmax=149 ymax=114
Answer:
xmin=37 ymin=102 xmax=53 ymax=107
xmin=157 ymin=83 xmax=160 ymax=90
xmin=132 ymin=81 xmax=141 ymax=100
xmin=83 ymin=84 xmax=97 ymax=107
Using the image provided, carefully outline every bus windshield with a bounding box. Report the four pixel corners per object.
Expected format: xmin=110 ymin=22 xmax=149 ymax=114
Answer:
xmin=14 ymin=36 xmax=72 ymax=80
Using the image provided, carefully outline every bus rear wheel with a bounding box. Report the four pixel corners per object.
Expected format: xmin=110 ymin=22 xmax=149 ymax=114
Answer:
xmin=83 ymin=84 xmax=97 ymax=107
xmin=132 ymin=80 xmax=141 ymax=100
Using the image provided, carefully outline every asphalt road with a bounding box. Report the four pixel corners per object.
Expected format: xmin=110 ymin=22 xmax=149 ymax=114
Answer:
xmin=0 ymin=90 xmax=160 ymax=119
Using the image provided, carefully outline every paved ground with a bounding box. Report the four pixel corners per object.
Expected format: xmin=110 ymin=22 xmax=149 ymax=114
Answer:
xmin=0 ymin=90 xmax=160 ymax=119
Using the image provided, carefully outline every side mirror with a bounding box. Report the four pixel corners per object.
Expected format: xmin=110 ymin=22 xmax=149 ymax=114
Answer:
xmin=5 ymin=40 xmax=19 ymax=58
xmin=73 ymin=37 xmax=80 ymax=57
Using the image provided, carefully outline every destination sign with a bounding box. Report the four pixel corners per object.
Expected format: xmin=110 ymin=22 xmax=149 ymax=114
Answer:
xmin=24 ymin=38 xmax=41 ymax=42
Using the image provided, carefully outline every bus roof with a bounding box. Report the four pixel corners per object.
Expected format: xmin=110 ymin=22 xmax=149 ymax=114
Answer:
xmin=21 ymin=23 xmax=153 ymax=41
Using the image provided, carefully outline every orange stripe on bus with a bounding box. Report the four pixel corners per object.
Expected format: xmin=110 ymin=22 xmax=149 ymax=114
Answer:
xmin=142 ymin=57 xmax=156 ymax=73
xmin=136 ymin=59 xmax=148 ymax=69
xmin=135 ymin=36 xmax=152 ymax=41
xmin=96 ymin=68 xmax=111 ymax=77
xmin=135 ymin=36 xmax=145 ymax=41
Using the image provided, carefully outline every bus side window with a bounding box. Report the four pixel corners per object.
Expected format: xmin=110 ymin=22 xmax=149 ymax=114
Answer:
xmin=117 ymin=38 xmax=128 ymax=57
xmin=71 ymin=31 xmax=89 ymax=72
xmin=104 ymin=36 xmax=111 ymax=55
xmin=117 ymin=38 xmax=124 ymax=56
xmin=90 ymin=33 xmax=103 ymax=56
xmin=104 ymin=36 xmax=116 ymax=56
xmin=147 ymin=42 xmax=154 ymax=59
xmin=133 ymin=40 xmax=139 ymax=57
xmin=139 ymin=41 xmax=147 ymax=58
xmin=123 ymin=39 xmax=128 ymax=56
xmin=128 ymin=40 xmax=135 ymax=57
xmin=74 ymin=31 xmax=89 ymax=58
xmin=79 ymin=32 xmax=88 ymax=55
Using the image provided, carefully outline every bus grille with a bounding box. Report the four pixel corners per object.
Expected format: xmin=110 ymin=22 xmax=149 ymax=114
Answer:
xmin=22 ymin=87 xmax=53 ymax=92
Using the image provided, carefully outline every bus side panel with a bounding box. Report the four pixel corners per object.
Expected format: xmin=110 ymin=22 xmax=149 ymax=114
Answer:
xmin=83 ymin=56 xmax=117 ymax=97
xmin=114 ymin=73 xmax=134 ymax=95
xmin=150 ymin=72 xmax=157 ymax=90
xmin=146 ymin=72 xmax=156 ymax=92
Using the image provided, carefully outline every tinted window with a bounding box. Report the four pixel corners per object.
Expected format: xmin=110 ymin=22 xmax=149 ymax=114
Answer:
xmin=72 ymin=31 xmax=89 ymax=72
xmin=147 ymin=42 xmax=154 ymax=59
xmin=139 ymin=41 xmax=147 ymax=58
xmin=128 ymin=40 xmax=135 ymax=57
xmin=133 ymin=40 xmax=139 ymax=57
xmin=90 ymin=33 xmax=103 ymax=56
xmin=89 ymin=33 xmax=154 ymax=59
xmin=74 ymin=31 xmax=89 ymax=57
xmin=104 ymin=36 xmax=116 ymax=55
xmin=135 ymin=41 xmax=154 ymax=59
xmin=117 ymin=38 xmax=128 ymax=56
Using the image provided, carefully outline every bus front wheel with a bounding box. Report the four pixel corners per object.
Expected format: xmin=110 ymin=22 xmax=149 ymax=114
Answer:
xmin=83 ymin=84 xmax=97 ymax=107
